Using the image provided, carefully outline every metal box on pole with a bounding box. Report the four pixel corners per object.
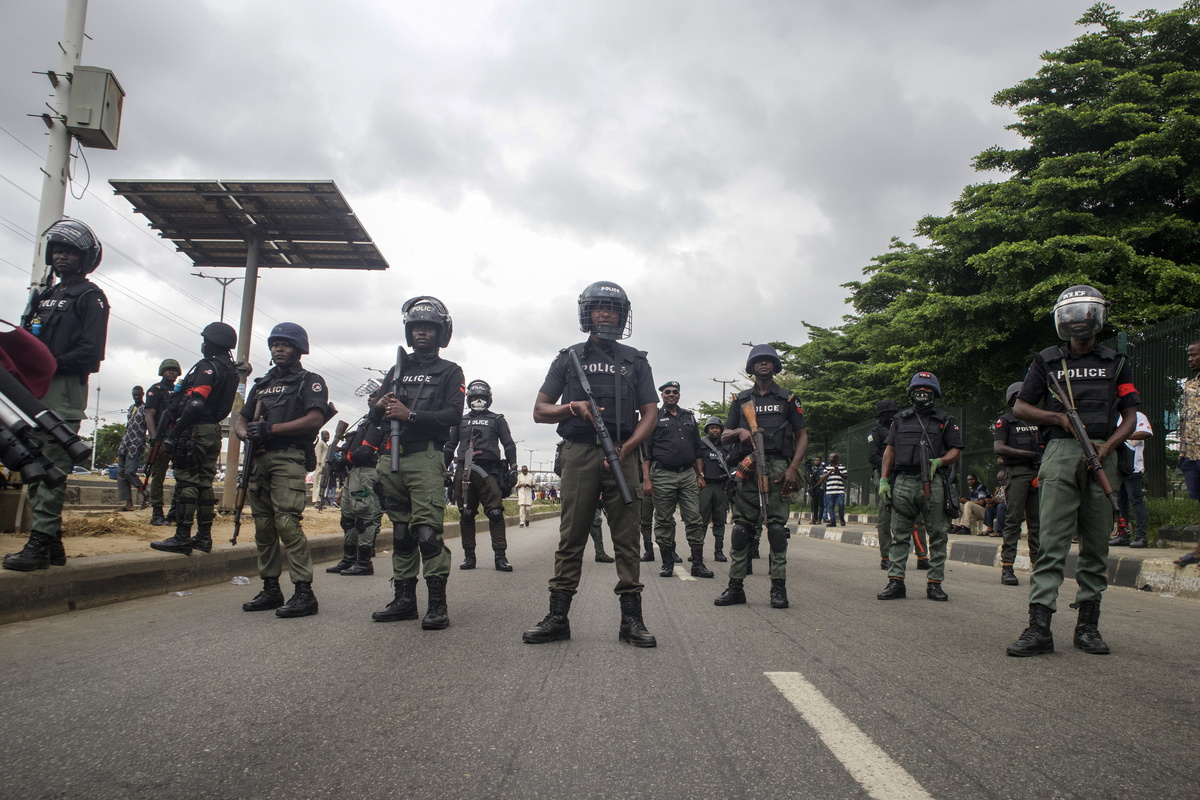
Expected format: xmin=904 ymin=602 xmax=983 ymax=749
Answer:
xmin=66 ymin=66 xmax=125 ymax=150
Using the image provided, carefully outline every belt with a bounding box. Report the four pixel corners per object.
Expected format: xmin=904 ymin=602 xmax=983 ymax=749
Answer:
xmin=893 ymin=467 xmax=921 ymax=475
xmin=654 ymin=462 xmax=691 ymax=473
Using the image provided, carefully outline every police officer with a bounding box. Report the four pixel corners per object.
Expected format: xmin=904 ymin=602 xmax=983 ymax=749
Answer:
xmin=877 ymin=371 xmax=963 ymax=601
xmin=447 ymin=379 xmax=518 ymax=572
xmin=638 ymin=449 xmax=657 ymax=562
xmin=698 ymin=416 xmax=732 ymax=562
xmin=867 ymin=399 xmax=897 ymax=570
xmin=647 ymin=381 xmax=711 ymax=578
xmin=236 ymin=323 xmax=332 ymax=618
xmin=994 ymin=381 xmax=1043 ymax=586
xmin=1007 ymin=286 xmax=1139 ymax=657
xmin=149 ymin=322 xmax=238 ymax=555
xmin=523 ymin=281 xmax=659 ymax=647
xmin=144 ymin=358 xmax=183 ymax=526
xmin=3 ymin=219 xmax=109 ymax=571
xmin=328 ymin=385 xmax=384 ymax=576
xmin=714 ymin=344 xmax=808 ymax=610
xmin=370 ymin=297 xmax=465 ymax=630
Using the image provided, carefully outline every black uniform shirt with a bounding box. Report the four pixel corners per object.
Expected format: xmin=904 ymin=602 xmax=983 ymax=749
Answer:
xmin=448 ymin=410 xmax=517 ymax=465
xmin=886 ymin=407 xmax=963 ymax=471
xmin=376 ymin=354 xmax=465 ymax=453
xmin=179 ymin=355 xmax=238 ymax=425
xmin=725 ymin=381 xmax=806 ymax=460
xmin=993 ymin=412 xmax=1043 ymax=466
xmin=28 ymin=279 xmax=109 ymax=376
xmin=1018 ymin=344 xmax=1139 ymax=441
xmin=867 ymin=422 xmax=890 ymax=471
xmin=540 ymin=338 xmax=656 ymax=443
xmin=241 ymin=362 xmax=330 ymax=450
xmin=649 ymin=406 xmax=702 ymax=469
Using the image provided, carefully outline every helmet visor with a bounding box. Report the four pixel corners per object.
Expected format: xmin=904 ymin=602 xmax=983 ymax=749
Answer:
xmin=1054 ymin=299 xmax=1105 ymax=340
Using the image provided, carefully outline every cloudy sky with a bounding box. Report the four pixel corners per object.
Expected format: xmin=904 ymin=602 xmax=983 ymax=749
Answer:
xmin=0 ymin=0 xmax=1174 ymax=468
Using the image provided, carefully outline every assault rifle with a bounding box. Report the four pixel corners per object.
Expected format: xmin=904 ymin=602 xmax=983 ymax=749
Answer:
xmin=566 ymin=348 xmax=633 ymax=504
xmin=701 ymin=436 xmax=735 ymax=481
xmin=1047 ymin=372 xmax=1122 ymax=516
xmin=142 ymin=401 xmax=179 ymax=479
xmin=458 ymin=429 xmax=478 ymax=513
xmin=919 ymin=437 xmax=933 ymax=507
xmin=390 ymin=346 xmax=407 ymax=474
xmin=740 ymin=397 xmax=772 ymax=521
xmin=319 ymin=419 xmax=351 ymax=504
xmin=231 ymin=400 xmax=262 ymax=545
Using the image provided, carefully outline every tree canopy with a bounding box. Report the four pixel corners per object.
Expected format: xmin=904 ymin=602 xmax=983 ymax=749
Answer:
xmin=780 ymin=2 xmax=1200 ymax=445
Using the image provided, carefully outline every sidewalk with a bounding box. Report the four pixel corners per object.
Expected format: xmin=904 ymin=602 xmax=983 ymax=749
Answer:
xmin=796 ymin=512 xmax=1200 ymax=599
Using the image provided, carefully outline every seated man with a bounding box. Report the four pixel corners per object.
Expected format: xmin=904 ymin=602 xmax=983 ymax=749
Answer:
xmin=983 ymin=470 xmax=1006 ymax=536
xmin=950 ymin=472 xmax=990 ymax=535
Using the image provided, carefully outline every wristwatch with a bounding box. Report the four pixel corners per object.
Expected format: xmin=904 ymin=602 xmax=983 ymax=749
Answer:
xmin=409 ymin=411 xmax=418 ymax=424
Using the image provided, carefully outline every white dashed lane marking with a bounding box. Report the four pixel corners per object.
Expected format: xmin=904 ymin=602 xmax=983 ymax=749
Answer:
xmin=766 ymin=671 xmax=935 ymax=800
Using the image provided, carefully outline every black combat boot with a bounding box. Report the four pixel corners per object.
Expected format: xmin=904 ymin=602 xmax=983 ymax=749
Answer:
xmin=2 ymin=532 xmax=54 ymax=572
xmin=640 ymin=546 xmax=654 ymax=562
xmin=341 ymin=545 xmax=374 ymax=576
xmin=189 ymin=525 xmax=213 ymax=554
xmin=494 ymin=550 xmax=513 ymax=572
xmin=421 ymin=576 xmax=449 ymax=630
xmin=641 ymin=531 xmax=655 ymax=562
xmin=618 ymin=593 xmax=657 ymax=647
xmin=372 ymin=578 xmax=419 ymax=621
xmin=1108 ymin=532 xmax=1131 ymax=546
xmin=877 ymin=579 xmax=906 ymax=600
xmin=749 ymin=540 xmax=760 ymax=560
xmin=690 ymin=545 xmax=714 ymax=578
xmin=713 ymin=537 xmax=727 ymax=562
xmin=1000 ymin=565 xmax=1019 ymax=586
xmin=672 ymin=550 xmax=682 ymax=563
xmin=150 ymin=524 xmax=194 ymax=555
xmin=326 ymin=544 xmax=356 ymax=573
xmin=770 ymin=579 xmax=789 ymax=609
xmin=1007 ymin=603 xmax=1054 ymax=657
xmin=49 ymin=534 xmax=67 ymax=566
xmin=659 ymin=546 xmax=675 ymax=577
xmin=242 ymin=577 xmax=285 ymax=612
xmin=1071 ymin=600 xmax=1110 ymax=655
xmin=916 ymin=558 xmax=930 ymax=570
xmin=150 ymin=506 xmax=169 ymax=526
xmin=714 ymin=578 xmax=746 ymax=606
xmin=880 ymin=558 xmax=890 ymax=570
xmin=523 ymin=590 xmax=572 ymax=643
xmin=926 ymin=581 xmax=948 ymax=601
xmin=1129 ymin=536 xmax=1148 ymax=549
xmin=276 ymin=581 xmax=319 ymax=618
xmin=459 ymin=550 xmax=477 ymax=570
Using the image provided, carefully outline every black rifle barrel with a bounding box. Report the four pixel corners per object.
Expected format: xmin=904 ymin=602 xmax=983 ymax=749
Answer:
xmin=566 ymin=349 xmax=633 ymax=505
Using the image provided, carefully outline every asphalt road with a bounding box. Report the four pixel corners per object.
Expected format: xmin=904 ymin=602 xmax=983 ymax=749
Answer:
xmin=0 ymin=516 xmax=1195 ymax=800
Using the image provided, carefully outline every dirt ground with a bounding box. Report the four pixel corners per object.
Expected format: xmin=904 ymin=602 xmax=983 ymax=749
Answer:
xmin=0 ymin=506 xmax=348 ymax=560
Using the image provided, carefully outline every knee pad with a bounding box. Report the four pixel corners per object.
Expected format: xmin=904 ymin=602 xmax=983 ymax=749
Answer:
xmin=461 ymin=507 xmax=477 ymax=523
xmin=340 ymin=515 xmax=355 ymax=534
xmin=731 ymin=524 xmax=752 ymax=553
xmin=415 ymin=525 xmax=442 ymax=560
xmin=196 ymin=498 xmax=216 ymax=524
xmin=486 ymin=507 xmax=505 ymax=523
xmin=393 ymin=523 xmax=416 ymax=555
xmin=767 ymin=525 xmax=790 ymax=553
xmin=274 ymin=513 xmax=302 ymax=545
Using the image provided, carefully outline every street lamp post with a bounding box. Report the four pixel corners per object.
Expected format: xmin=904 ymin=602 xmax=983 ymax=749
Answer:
xmin=191 ymin=271 xmax=244 ymax=323
xmin=711 ymin=377 xmax=737 ymax=413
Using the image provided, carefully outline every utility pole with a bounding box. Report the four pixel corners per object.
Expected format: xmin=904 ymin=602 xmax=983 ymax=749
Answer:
xmin=89 ymin=384 xmax=100 ymax=471
xmin=526 ymin=448 xmax=535 ymax=468
xmin=191 ymin=271 xmax=243 ymax=322
xmin=711 ymin=377 xmax=737 ymax=413
xmin=30 ymin=0 xmax=88 ymax=290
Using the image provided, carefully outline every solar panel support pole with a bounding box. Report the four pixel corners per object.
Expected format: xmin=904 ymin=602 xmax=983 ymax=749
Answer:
xmin=219 ymin=229 xmax=262 ymax=513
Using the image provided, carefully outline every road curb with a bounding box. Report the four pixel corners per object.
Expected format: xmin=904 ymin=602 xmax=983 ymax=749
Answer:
xmin=795 ymin=518 xmax=1200 ymax=599
xmin=0 ymin=510 xmax=560 ymax=626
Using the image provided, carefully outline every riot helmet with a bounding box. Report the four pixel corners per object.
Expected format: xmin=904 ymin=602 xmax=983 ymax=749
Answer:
xmin=268 ymin=322 xmax=310 ymax=355
xmin=201 ymin=321 xmax=237 ymax=350
xmin=467 ymin=379 xmax=492 ymax=411
xmin=578 ymin=281 xmax=632 ymax=340
xmin=745 ymin=343 xmax=782 ymax=375
xmin=402 ymin=296 xmax=453 ymax=348
xmin=1005 ymin=381 xmax=1024 ymax=407
xmin=1053 ymin=285 xmax=1108 ymax=341
xmin=704 ymin=416 xmax=722 ymax=436
xmin=875 ymin=399 xmax=898 ymax=424
xmin=907 ymin=370 xmax=941 ymax=410
xmin=43 ymin=218 xmax=103 ymax=274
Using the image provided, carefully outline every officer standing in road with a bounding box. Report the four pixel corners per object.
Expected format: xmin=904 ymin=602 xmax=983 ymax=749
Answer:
xmin=522 ymin=281 xmax=659 ymax=647
xmin=994 ymin=382 xmax=1043 ymax=585
xmin=3 ymin=219 xmax=109 ymax=572
xmin=328 ymin=384 xmax=384 ymax=576
xmin=877 ymin=371 xmax=962 ymax=602
xmin=370 ymin=297 xmax=465 ymax=631
xmin=647 ymin=381 xmax=712 ymax=578
xmin=447 ymin=379 xmax=518 ymax=572
xmin=698 ymin=416 xmax=731 ymax=563
xmin=236 ymin=323 xmax=332 ymax=618
xmin=638 ymin=450 xmax=657 ymax=562
xmin=1006 ymin=286 xmax=1139 ymax=657
xmin=144 ymin=358 xmax=183 ymax=526
xmin=149 ymin=322 xmax=238 ymax=555
xmin=867 ymin=399 xmax=897 ymax=570
xmin=714 ymin=344 xmax=808 ymax=610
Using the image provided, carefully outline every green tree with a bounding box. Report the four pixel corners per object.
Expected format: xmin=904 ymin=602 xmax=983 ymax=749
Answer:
xmin=92 ymin=423 xmax=125 ymax=468
xmin=788 ymin=2 xmax=1200 ymax=431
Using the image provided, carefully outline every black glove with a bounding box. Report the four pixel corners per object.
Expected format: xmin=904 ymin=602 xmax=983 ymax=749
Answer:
xmin=162 ymin=432 xmax=177 ymax=455
xmin=245 ymin=421 xmax=272 ymax=442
